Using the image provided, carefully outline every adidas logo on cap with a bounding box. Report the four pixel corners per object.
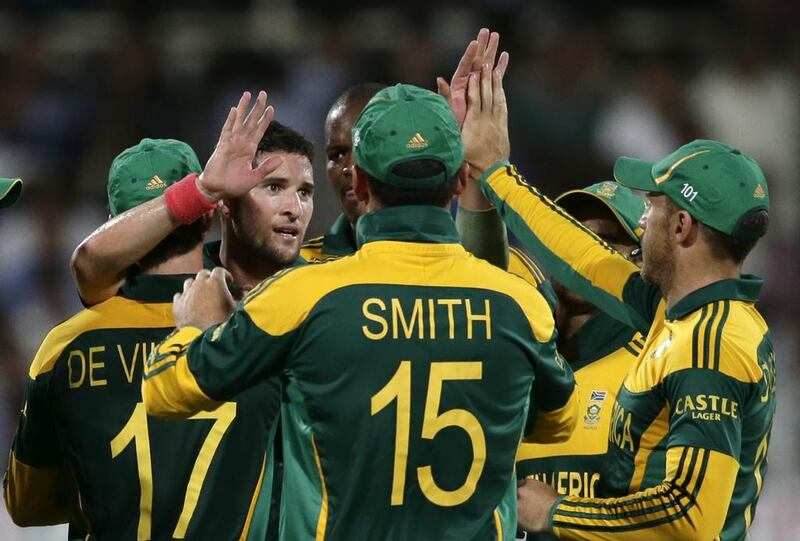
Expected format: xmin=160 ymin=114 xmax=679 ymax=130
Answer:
xmin=146 ymin=175 xmax=167 ymax=191
xmin=753 ymin=184 xmax=766 ymax=199
xmin=406 ymin=133 xmax=428 ymax=150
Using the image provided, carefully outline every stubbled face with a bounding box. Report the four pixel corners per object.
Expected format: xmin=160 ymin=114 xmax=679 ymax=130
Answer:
xmin=639 ymin=194 xmax=676 ymax=290
xmin=325 ymin=98 xmax=371 ymax=224
xmin=554 ymin=214 xmax=639 ymax=310
xmin=228 ymin=151 xmax=314 ymax=267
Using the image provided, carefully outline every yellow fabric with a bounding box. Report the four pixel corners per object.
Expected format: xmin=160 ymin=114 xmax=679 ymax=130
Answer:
xmin=141 ymin=326 xmax=218 ymax=419
xmin=552 ymin=447 xmax=738 ymax=541
xmin=4 ymin=453 xmax=70 ymax=527
xmin=517 ymin=336 xmax=640 ymax=461
xmin=299 ymin=240 xmax=339 ymax=263
xmin=246 ymin=240 xmax=557 ymax=345
xmin=29 ymin=298 xmax=174 ymax=378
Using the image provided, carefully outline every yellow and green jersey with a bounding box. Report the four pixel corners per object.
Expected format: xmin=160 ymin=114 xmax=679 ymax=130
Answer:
xmin=5 ymin=274 xmax=281 ymax=541
xmin=143 ymin=206 xmax=579 ymax=541
xmin=516 ymin=313 xmax=643 ymax=541
xmin=479 ymin=162 xmax=776 ymax=541
xmin=301 ymin=214 xmax=557 ymax=311
xmin=299 ymin=214 xmax=356 ymax=263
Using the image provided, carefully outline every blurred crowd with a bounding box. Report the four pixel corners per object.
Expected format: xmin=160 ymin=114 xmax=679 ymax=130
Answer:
xmin=0 ymin=1 xmax=798 ymax=539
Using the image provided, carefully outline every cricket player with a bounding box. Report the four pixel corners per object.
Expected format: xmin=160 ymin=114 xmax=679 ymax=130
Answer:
xmin=71 ymin=93 xmax=313 ymax=305
xmin=142 ymin=83 xmax=578 ymax=541
xmin=64 ymin=93 xmax=312 ymax=539
xmin=513 ymin=182 xmax=646 ymax=540
xmin=4 ymin=136 xmax=281 ymax=540
xmin=0 ymin=178 xmax=21 ymax=208
xmin=461 ymin=50 xmax=775 ymax=541
xmin=302 ymin=30 xmax=553 ymax=303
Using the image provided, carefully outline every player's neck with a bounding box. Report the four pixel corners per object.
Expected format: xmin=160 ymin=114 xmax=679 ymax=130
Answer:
xmin=143 ymin=247 xmax=204 ymax=276
xmin=219 ymin=233 xmax=283 ymax=291
xmin=663 ymin=253 xmax=741 ymax=309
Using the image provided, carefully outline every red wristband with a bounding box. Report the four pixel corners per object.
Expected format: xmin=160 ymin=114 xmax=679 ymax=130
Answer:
xmin=164 ymin=173 xmax=218 ymax=224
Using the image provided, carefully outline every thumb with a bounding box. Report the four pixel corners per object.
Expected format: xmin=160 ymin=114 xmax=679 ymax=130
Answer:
xmin=436 ymin=77 xmax=451 ymax=100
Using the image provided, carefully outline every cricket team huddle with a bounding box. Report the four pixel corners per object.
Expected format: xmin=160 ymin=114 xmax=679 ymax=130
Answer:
xmin=1 ymin=29 xmax=776 ymax=541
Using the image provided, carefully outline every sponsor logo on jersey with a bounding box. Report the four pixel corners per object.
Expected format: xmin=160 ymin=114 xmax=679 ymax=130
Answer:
xmin=674 ymin=394 xmax=739 ymax=421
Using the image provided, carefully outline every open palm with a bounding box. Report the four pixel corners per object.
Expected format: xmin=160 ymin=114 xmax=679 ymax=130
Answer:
xmin=198 ymin=91 xmax=283 ymax=201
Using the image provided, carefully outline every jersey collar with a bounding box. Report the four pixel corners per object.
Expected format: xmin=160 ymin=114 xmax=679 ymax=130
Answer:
xmin=320 ymin=214 xmax=358 ymax=256
xmin=667 ymin=274 xmax=763 ymax=320
xmin=119 ymin=274 xmax=195 ymax=303
xmin=356 ymin=206 xmax=460 ymax=247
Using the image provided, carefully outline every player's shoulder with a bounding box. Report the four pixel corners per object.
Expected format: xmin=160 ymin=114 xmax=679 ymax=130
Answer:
xmin=30 ymin=296 xmax=172 ymax=378
xmin=462 ymin=253 xmax=556 ymax=343
xmin=664 ymin=299 xmax=768 ymax=383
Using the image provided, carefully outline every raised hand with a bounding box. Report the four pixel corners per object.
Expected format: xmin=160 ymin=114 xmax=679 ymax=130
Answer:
xmin=196 ymin=91 xmax=283 ymax=201
xmin=437 ymin=28 xmax=509 ymax=127
xmin=461 ymin=59 xmax=511 ymax=177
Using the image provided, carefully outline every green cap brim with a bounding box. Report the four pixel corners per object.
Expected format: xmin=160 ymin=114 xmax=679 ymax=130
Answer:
xmin=0 ymin=178 xmax=22 ymax=208
xmin=554 ymin=190 xmax=640 ymax=244
xmin=613 ymin=158 xmax=659 ymax=192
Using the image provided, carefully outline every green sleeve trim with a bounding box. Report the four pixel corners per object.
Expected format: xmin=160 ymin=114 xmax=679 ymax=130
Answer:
xmin=455 ymin=206 xmax=509 ymax=269
xmin=477 ymin=160 xmax=511 ymax=185
xmin=549 ymin=496 xmax=566 ymax=532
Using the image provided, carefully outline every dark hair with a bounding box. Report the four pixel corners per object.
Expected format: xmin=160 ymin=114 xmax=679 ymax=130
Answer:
xmin=331 ymin=83 xmax=387 ymax=112
xmin=130 ymin=218 xmax=209 ymax=276
xmin=664 ymin=197 xmax=767 ymax=263
xmin=701 ymin=211 xmax=768 ymax=263
xmin=256 ymin=120 xmax=314 ymax=162
xmin=365 ymin=159 xmax=459 ymax=208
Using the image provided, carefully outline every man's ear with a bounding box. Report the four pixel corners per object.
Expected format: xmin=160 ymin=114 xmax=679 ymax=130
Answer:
xmin=453 ymin=163 xmax=470 ymax=198
xmin=674 ymin=209 xmax=698 ymax=245
xmin=352 ymin=166 xmax=370 ymax=204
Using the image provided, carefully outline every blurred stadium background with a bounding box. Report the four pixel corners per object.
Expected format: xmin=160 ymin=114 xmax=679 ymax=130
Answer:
xmin=0 ymin=0 xmax=797 ymax=539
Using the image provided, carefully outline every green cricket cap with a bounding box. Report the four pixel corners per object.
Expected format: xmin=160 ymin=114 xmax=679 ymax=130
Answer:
xmin=555 ymin=181 xmax=645 ymax=244
xmin=613 ymin=139 xmax=769 ymax=241
xmin=0 ymin=178 xmax=22 ymax=208
xmin=108 ymin=138 xmax=202 ymax=216
xmin=352 ymin=83 xmax=464 ymax=189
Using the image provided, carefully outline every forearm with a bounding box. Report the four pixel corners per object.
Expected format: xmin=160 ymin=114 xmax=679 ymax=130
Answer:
xmin=477 ymin=161 xmax=653 ymax=332
xmin=142 ymin=327 xmax=219 ymax=419
xmin=549 ymin=447 xmax=735 ymax=541
xmin=71 ymin=196 xmax=181 ymax=305
xmin=456 ymin=205 xmax=509 ymax=269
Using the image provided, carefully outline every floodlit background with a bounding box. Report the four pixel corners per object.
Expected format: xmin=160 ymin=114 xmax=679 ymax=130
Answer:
xmin=0 ymin=0 xmax=797 ymax=539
